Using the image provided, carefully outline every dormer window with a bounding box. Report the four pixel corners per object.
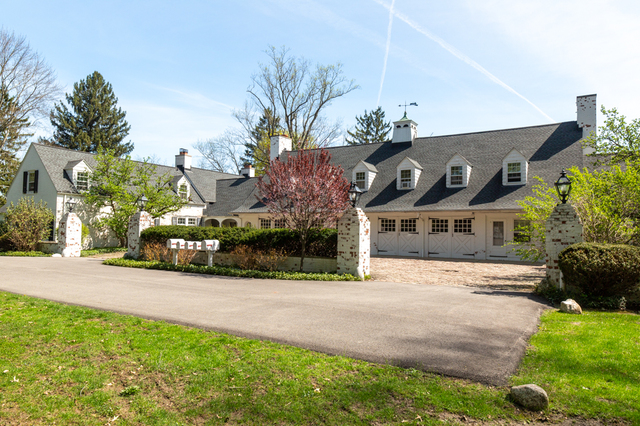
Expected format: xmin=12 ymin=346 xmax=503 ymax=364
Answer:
xmin=446 ymin=154 xmax=472 ymax=188
xmin=396 ymin=157 xmax=422 ymax=190
xmin=179 ymin=183 xmax=188 ymax=199
xmin=502 ymin=149 xmax=528 ymax=186
xmin=400 ymin=170 xmax=411 ymax=188
xmin=507 ymin=162 xmax=522 ymax=183
xmin=450 ymin=166 xmax=463 ymax=185
xmin=64 ymin=160 xmax=91 ymax=192
xmin=76 ymin=171 xmax=89 ymax=191
xmin=352 ymin=160 xmax=378 ymax=191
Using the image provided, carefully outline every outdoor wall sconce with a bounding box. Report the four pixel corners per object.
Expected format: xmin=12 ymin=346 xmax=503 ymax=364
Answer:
xmin=554 ymin=169 xmax=572 ymax=204
xmin=65 ymin=197 xmax=77 ymax=213
xmin=348 ymin=182 xmax=363 ymax=207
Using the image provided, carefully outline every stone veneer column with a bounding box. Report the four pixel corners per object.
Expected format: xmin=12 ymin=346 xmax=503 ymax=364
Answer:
xmin=545 ymin=203 xmax=583 ymax=290
xmin=127 ymin=211 xmax=154 ymax=259
xmin=58 ymin=212 xmax=82 ymax=257
xmin=336 ymin=207 xmax=370 ymax=280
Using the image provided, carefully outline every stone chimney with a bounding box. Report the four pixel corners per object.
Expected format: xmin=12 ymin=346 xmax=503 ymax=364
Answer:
xmin=270 ymin=134 xmax=292 ymax=161
xmin=577 ymin=94 xmax=597 ymax=155
xmin=240 ymin=163 xmax=255 ymax=178
xmin=175 ymin=148 xmax=192 ymax=170
xmin=391 ymin=112 xmax=418 ymax=145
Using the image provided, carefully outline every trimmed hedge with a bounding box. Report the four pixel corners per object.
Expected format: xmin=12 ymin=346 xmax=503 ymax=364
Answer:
xmin=558 ymin=242 xmax=640 ymax=298
xmin=140 ymin=226 xmax=338 ymax=258
xmin=103 ymin=258 xmax=360 ymax=281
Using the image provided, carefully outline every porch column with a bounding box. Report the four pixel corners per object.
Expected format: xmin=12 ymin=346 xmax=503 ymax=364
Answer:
xmin=337 ymin=207 xmax=370 ymax=280
xmin=58 ymin=212 xmax=82 ymax=257
xmin=127 ymin=211 xmax=154 ymax=259
xmin=545 ymin=203 xmax=583 ymax=290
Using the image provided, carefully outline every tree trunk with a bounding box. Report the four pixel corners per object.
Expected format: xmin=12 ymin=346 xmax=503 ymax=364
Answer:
xmin=299 ymin=232 xmax=307 ymax=272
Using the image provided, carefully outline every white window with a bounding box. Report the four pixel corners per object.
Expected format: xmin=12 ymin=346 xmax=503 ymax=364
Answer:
xmin=507 ymin=162 xmax=522 ymax=183
xmin=493 ymin=221 xmax=505 ymax=246
xmin=454 ymin=219 xmax=472 ymax=234
xmin=400 ymin=219 xmax=416 ymax=233
xmin=177 ymin=217 xmax=186 ymax=225
xmin=400 ymin=170 xmax=412 ymax=189
xmin=76 ymin=171 xmax=89 ymax=191
xmin=355 ymin=172 xmax=365 ymax=190
xmin=260 ymin=218 xmax=271 ymax=229
xmin=431 ymin=219 xmax=448 ymax=233
xmin=179 ymin=183 xmax=188 ymax=199
xmin=188 ymin=217 xmax=197 ymax=226
xmin=28 ymin=171 xmax=37 ymax=192
xmin=450 ymin=166 xmax=463 ymax=186
xmin=380 ymin=219 xmax=396 ymax=232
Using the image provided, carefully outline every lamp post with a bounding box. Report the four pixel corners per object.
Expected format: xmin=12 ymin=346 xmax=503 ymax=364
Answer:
xmin=348 ymin=182 xmax=363 ymax=208
xmin=65 ymin=197 xmax=77 ymax=213
xmin=137 ymin=195 xmax=148 ymax=212
xmin=554 ymin=169 xmax=572 ymax=204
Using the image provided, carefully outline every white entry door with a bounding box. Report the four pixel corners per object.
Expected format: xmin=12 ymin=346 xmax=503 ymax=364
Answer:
xmin=428 ymin=218 xmax=451 ymax=258
xmin=377 ymin=218 xmax=398 ymax=255
xmin=451 ymin=218 xmax=476 ymax=258
xmin=488 ymin=220 xmax=508 ymax=258
xmin=398 ymin=218 xmax=420 ymax=256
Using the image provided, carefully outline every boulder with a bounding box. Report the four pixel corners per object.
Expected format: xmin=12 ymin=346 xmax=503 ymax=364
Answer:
xmin=560 ymin=299 xmax=582 ymax=314
xmin=510 ymin=384 xmax=549 ymax=411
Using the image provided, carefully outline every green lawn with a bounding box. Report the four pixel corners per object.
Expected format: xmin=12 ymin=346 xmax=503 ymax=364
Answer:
xmin=0 ymin=291 xmax=637 ymax=425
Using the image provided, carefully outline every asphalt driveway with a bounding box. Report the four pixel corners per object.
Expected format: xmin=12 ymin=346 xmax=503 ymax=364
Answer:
xmin=0 ymin=257 xmax=550 ymax=385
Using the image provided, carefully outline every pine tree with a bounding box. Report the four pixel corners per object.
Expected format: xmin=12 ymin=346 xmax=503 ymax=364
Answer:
xmin=50 ymin=71 xmax=133 ymax=156
xmin=1 ymin=88 xmax=32 ymax=205
xmin=241 ymin=108 xmax=281 ymax=175
xmin=345 ymin=106 xmax=392 ymax=145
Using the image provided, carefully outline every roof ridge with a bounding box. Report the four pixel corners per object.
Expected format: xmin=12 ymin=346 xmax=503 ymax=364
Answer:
xmin=416 ymin=121 xmax=573 ymax=140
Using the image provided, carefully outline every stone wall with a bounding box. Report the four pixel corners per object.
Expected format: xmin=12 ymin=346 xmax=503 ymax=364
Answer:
xmin=127 ymin=211 xmax=154 ymax=259
xmin=336 ymin=207 xmax=370 ymax=279
xmin=58 ymin=212 xmax=82 ymax=257
xmin=545 ymin=203 xmax=583 ymax=290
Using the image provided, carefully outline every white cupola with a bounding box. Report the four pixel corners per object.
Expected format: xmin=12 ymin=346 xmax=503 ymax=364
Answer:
xmin=392 ymin=112 xmax=418 ymax=145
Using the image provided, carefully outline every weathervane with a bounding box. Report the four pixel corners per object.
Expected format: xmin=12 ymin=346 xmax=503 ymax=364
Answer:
xmin=399 ymin=101 xmax=418 ymax=115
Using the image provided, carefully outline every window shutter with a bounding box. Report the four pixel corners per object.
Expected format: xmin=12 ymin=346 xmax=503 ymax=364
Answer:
xmin=33 ymin=170 xmax=39 ymax=193
xmin=23 ymin=171 xmax=28 ymax=193
xmin=171 ymin=216 xmax=177 ymax=225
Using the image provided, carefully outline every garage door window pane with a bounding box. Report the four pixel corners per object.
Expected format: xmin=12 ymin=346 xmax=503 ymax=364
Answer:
xmin=431 ymin=219 xmax=448 ymax=233
xmin=454 ymin=219 xmax=472 ymax=233
xmin=493 ymin=221 xmax=504 ymax=246
xmin=400 ymin=219 xmax=416 ymax=232
xmin=380 ymin=219 xmax=395 ymax=232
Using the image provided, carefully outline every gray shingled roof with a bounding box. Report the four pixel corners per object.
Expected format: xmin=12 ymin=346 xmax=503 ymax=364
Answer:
xmin=214 ymin=121 xmax=584 ymax=215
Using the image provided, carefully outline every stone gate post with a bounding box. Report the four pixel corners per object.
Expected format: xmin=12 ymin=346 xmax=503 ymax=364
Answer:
xmin=545 ymin=203 xmax=583 ymax=290
xmin=337 ymin=207 xmax=370 ymax=280
xmin=58 ymin=212 xmax=82 ymax=257
xmin=127 ymin=211 xmax=154 ymax=259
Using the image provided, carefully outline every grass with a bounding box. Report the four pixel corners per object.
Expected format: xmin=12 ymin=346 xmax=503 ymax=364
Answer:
xmin=0 ymin=250 xmax=49 ymax=257
xmin=80 ymin=247 xmax=127 ymax=257
xmin=103 ymin=257 xmax=364 ymax=281
xmin=0 ymin=293 xmax=637 ymax=425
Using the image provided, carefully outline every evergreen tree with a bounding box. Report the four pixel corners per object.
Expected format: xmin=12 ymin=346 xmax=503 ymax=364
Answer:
xmin=241 ymin=108 xmax=281 ymax=175
xmin=345 ymin=106 xmax=391 ymax=145
xmin=1 ymin=88 xmax=32 ymax=205
xmin=50 ymin=71 xmax=133 ymax=156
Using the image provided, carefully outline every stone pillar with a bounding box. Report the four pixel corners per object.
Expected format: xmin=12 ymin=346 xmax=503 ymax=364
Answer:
xmin=545 ymin=203 xmax=583 ymax=290
xmin=127 ymin=211 xmax=154 ymax=259
xmin=337 ymin=207 xmax=370 ymax=279
xmin=58 ymin=212 xmax=82 ymax=257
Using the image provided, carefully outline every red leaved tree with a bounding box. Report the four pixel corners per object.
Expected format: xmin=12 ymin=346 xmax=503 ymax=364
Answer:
xmin=256 ymin=148 xmax=351 ymax=271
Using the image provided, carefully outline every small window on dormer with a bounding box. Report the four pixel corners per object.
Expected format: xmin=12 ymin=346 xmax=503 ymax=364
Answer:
xmin=355 ymin=172 xmax=365 ymax=189
xmin=400 ymin=170 xmax=412 ymax=189
xmin=179 ymin=183 xmax=188 ymax=199
xmin=450 ymin=166 xmax=463 ymax=186
xmin=507 ymin=162 xmax=522 ymax=183
xmin=76 ymin=171 xmax=89 ymax=191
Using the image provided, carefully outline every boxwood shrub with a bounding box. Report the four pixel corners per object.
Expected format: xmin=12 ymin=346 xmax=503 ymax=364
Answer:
xmin=140 ymin=226 xmax=338 ymax=258
xmin=558 ymin=242 xmax=640 ymax=298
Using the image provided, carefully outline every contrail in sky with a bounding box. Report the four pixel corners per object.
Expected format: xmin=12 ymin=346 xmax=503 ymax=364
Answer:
xmin=372 ymin=0 xmax=554 ymax=122
xmin=377 ymin=0 xmax=396 ymax=107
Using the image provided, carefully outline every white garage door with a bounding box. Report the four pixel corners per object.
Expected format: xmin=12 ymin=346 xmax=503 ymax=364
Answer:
xmin=377 ymin=218 xmax=421 ymax=256
xmin=428 ymin=218 xmax=476 ymax=259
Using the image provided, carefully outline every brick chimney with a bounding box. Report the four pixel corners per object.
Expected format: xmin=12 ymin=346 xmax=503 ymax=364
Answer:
xmin=577 ymin=94 xmax=597 ymax=155
xmin=240 ymin=163 xmax=255 ymax=178
xmin=175 ymin=148 xmax=192 ymax=170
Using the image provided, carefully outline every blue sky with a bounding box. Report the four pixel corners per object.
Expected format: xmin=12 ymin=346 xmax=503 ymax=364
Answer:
xmin=4 ymin=0 xmax=640 ymax=165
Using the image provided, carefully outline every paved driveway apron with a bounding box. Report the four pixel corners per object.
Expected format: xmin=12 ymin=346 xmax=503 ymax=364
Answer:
xmin=0 ymin=257 xmax=549 ymax=385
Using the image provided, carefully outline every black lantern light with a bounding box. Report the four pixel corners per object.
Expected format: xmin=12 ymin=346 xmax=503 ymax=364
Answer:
xmin=554 ymin=169 xmax=572 ymax=204
xmin=138 ymin=195 xmax=148 ymax=212
xmin=65 ymin=197 xmax=77 ymax=213
xmin=348 ymin=182 xmax=363 ymax=208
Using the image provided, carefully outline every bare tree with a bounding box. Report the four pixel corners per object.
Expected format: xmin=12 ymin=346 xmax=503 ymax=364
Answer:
xmin=194 ymin=130 xmax=244 ymax=174
xmin=247 ymin=46 xmax=358 ymax=150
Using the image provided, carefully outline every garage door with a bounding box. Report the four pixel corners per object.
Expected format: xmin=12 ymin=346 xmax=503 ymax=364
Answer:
xmin=377 ymin=218 xmax=421 ymax=256
xmin=428 ymin=218 xmax=476 ymax=259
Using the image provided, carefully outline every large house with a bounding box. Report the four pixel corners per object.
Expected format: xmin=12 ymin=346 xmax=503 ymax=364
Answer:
xmin=1 ymin=94 xmax=596 ymax=260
